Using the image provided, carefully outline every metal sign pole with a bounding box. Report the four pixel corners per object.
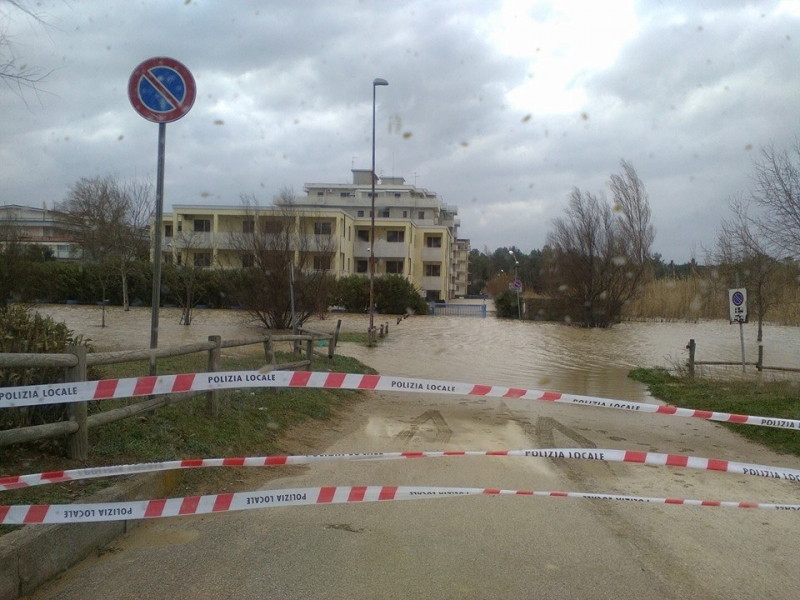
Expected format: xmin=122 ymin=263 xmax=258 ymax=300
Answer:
xmin=149 ymin=122 xmax=166 ymax=376
xmin=739 ymin=318 xmax=746 ymax=373
xmin=129 ymin=56 xmax=195 ymax=376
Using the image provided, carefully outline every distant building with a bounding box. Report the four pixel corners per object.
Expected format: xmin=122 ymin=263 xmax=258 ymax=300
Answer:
xmin=156 ymin=171 xmax=470 ymax=300
xmin=0 ymin=204 xmax=81 ymax=260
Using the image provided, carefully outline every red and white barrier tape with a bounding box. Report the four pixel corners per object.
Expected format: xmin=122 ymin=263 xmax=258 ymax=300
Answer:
xmin=3 ymin=448 xmax=800 ymax=491
xmin=1 ymin=370 xmax=798 ymax=431
xmin=2 ymin=485 xmax=799 ymax=525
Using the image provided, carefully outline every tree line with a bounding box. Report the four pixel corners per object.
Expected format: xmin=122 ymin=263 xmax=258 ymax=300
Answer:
xmin=3 ymin=142 xmax=800 ymax=331
xmin=470 ymin=151 xmax=800 ymax=330
xmin=0 ymin=179 xmax=428 ymax=329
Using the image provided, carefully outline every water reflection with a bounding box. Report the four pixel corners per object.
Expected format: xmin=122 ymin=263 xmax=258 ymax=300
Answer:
xmin=34 ymin=305 xmax=800 ymax=402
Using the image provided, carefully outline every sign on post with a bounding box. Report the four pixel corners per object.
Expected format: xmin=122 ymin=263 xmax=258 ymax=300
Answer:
xmin=129 ymin=57 xmax=196 ymax=377
xmin=128 ymin=57 xmax=196 ymax=123
xmin=728 ymin=288 xmax=747 ymax=323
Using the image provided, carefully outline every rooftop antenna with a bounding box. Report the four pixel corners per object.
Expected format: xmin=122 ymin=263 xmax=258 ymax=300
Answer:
xmin=413 ymin=172 xmax=418 ymax=186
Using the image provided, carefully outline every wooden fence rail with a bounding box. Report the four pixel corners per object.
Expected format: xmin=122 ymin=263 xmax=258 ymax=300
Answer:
xmin=686 ymin=338 xmax=800 ymax=377
xmin=0 ymin=324 xmax=340 ymax=459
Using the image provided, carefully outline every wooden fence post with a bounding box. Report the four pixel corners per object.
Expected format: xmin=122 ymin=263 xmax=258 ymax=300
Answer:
xmin=207 ymin=335 xmax=221 ymax=417
xmin=686 ymin=339 xmax=696 ymax=378
xmin=66 ymin=345 xmax=88 ymax=460
xmin=263 ymin=336 xmax=275 ymax=367
xmin=263 ymin=336 xmax=278 ymax=394
xmin=328 ymin=319 xmax=341 ymax=361
xmin=306 ymin=337 xmax=313 ymax=363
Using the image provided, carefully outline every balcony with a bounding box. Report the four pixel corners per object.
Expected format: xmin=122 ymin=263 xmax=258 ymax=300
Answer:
xmin=421 ymin=276 xmax=442 ymax=291
xmin=421 ymin=247 xmax=444 ymax=261
xmin=353 ymin=240 xmax=406 ymax=258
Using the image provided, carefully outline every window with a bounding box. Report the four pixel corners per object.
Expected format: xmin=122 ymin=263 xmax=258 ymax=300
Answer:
xmin=261 ymin=220 xmax=282 ymax=234
xmin=426 ymin=236 xmax=442 ymax=248
xmin=394 ymin=193 xmax=401 ymax=198
xmin=314 ymin=255 xmax=331 ymax=271
xmin=381 ymin=209 xmax=390 ymax=218
xmin=402 ymin=210 xmax=408 ymax=218
xmin=177 ymin=222 xmax=182 ymax=232
xmin=241 ymin=253 xmax=254 ymax=268
xmin=386 ymin=260 xmax=403 ymax=274
xmin=357 ymin=210 xmax=364 ymax=217
xmin=425 ymin=263 xmax=441 ymax=277
xmin=176 ymin=253 xmax=182 ymax=266
xmin=314 ymin=222 xmax=332 ymax=235
xmin=386 ymin=230 xmax=405 ymax=243
xmin=317 ymin=191 xmax=324 ymax=196
xmin=356 ymin=260 xmax=368 ymax=273
xmin=194 ymin=219 xmax=211 ymax=233
xmin=163 ymin=253 xmax=173 ymax=264
xmin=340 ymin=192 xmax=350 ymax=197
xmin=418 ymin=211 xmax=425 ymax=220
xmin=242 ymin=220 xmax=255 ymax=234
xmin=164 ymin=224 xmax=173 ymax=237
xmin=357 ymin=229 xmax=370 ymax=242
xmin=194 ymin=252 xmax=211 ymax=267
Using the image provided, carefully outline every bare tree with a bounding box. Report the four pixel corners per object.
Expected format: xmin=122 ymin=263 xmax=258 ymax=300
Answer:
xmin=749 ymin=140 xmax=800 ymax=259
xmin=1 ymin=1 xmax=53 ymax=98
xmin=58 ymin=175 xmax=152 ymax=315
xmin=117 ymin=179 xmax=153 ymax=309
xmin=713 ymin=195 xmax=784 ymax=343
xmin=163 ymin=228 xmax=209 ymax=326
xmin=545 ymin=161 xmax=655 ymax=327
xmin=229 ymin=189 xmax=336 ymax=330
xmin=609 ymin=160 xmax=655 ymax=267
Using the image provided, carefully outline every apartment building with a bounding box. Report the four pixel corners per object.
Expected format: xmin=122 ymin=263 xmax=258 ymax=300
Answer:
xmin=157 ymin=171 xmax=469 ymax=300
xmin=0 ymin=204 xmax=81 ymax=260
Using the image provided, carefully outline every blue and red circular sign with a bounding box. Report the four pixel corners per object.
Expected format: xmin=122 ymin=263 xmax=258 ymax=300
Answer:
xmin=128 ymin=57 xmax=196 ymax=123
xmin=732 ymin=291 xmax=744 ymax=306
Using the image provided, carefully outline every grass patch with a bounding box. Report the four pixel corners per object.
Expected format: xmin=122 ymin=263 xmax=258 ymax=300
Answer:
xmin=629 ymin=367 xmax=800 ymax=455
xmin=336 ymin=332 xmax=370 ymax=344
xmin=1 ymin=350 xmax=375 ymax=535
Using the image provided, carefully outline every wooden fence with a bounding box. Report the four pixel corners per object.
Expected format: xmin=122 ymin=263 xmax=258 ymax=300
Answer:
xmin=685 ymin=338 xmax=800 ymax=377
xmin=0 ymin=324 xmax=340 ymax=460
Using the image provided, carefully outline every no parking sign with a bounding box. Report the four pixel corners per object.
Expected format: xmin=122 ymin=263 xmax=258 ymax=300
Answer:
xmin=128 ymin=57 xmax=196 ymax=373
xmin=728 ymin=288 xmax=747 ymax=323
xmin=128 ymin=57 xmax=196 ymax=123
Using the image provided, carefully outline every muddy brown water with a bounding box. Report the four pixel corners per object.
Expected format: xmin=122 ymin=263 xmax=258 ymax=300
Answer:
xmin=35 ymin=304 xmax=800 ymax=400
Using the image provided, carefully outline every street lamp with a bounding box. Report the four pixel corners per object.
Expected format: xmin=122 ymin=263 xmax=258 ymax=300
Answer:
xmin=510 ymin=250 xmax=521 ymax=320
xmin=369 ymin=77 xmax=388 ymax=345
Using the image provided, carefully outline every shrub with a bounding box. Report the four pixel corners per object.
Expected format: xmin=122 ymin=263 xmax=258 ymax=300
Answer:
xmin=333 ymin=275 xmax=428 ymax=315
xmin=494 ymin=290 xmax=520 ymax=319
xmin=0 ymin=305 xmax=94 ymax=428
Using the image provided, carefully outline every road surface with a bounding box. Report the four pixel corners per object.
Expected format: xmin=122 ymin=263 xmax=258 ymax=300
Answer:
xmin=25 ymin=384 xmax=800 ymax=599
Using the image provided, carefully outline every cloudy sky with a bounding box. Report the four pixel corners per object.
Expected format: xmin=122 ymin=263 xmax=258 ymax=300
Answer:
xmin=2 ymin=1 xmax=800 ymax=263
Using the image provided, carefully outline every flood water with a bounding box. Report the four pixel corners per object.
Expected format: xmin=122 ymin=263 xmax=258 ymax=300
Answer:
xmin=35 ymin=304 xmax=800 ymax=402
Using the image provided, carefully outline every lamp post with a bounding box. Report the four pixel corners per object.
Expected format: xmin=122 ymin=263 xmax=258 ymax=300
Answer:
xmin=510 ymin=250 xmax=521 ymax=320
xmin=369 ymin=77 xmax=388 ymax=345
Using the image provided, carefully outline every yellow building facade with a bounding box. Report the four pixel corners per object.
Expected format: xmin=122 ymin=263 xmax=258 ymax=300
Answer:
xmin=156 ymin=171 xmax=469 ymax=301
